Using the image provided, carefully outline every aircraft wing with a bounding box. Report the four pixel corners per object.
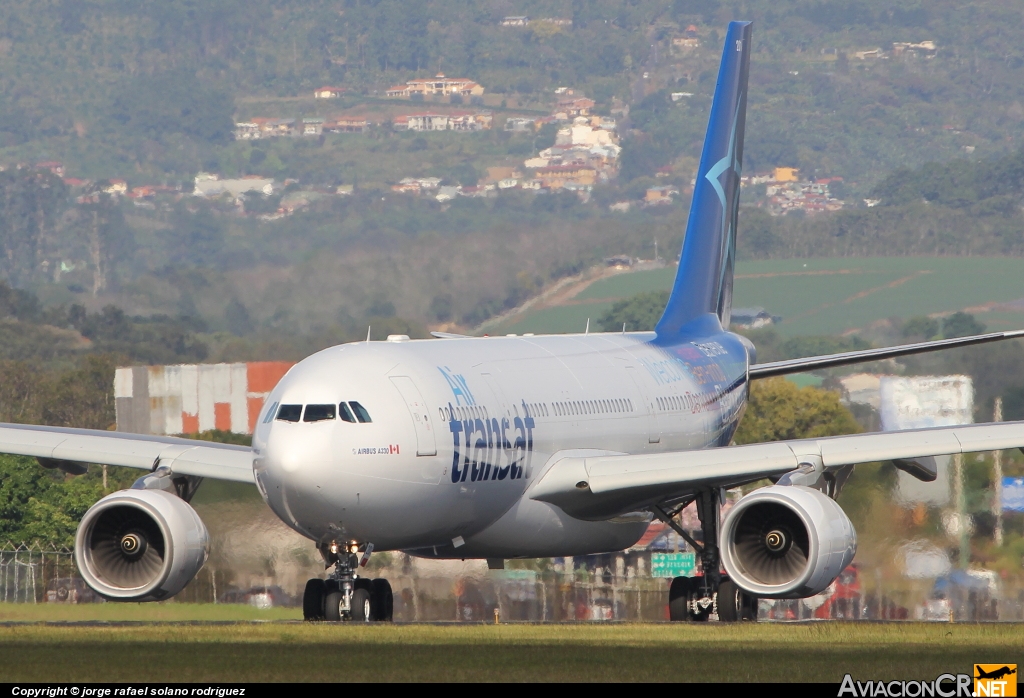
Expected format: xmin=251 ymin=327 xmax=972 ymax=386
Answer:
xmin=749 ymin=330 xmax=1024 ymax=379
xmin=529 ymin=421 xmax=1024 ymax=520
xmin=0 ymin=423 xmax=254 ymax=483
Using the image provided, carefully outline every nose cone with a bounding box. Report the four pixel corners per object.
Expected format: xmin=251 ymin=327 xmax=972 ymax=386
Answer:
xmin=256 ymin=423 xmax=337 ymax=537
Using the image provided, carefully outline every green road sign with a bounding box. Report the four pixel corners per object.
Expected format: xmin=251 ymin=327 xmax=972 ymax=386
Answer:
xmin=650 ymin=552 xmax=696 ymax=578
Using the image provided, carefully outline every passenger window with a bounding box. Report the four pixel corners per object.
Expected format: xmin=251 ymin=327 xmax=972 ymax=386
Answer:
xmin=350 ymin=401 xmax=372 ymax=423
xmin=276 ymin=404 xmax=302 ymax=422
xmin=304 ymin=404 xmax=336 ymax=422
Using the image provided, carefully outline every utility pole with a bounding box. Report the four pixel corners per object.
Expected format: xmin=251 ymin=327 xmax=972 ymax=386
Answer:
xmin=993 ymin=397 xmax=1004 ymax=546
xmin=953 ymin=452 xmax=968 ymax=568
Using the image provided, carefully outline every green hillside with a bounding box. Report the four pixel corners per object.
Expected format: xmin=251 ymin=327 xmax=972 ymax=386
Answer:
xmin=1 ymin=0 xmax=1024 ymax=188
xmin=499 ymin=257 xmax=1024 ymax=336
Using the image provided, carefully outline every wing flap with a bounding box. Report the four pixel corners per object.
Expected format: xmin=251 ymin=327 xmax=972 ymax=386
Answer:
xmin=531 ymin=421 xmax=1024 ymax=520
xmin=818 ymin=430 xmax=963 ymax=466
xmin=164 ymin=446 xmax=255 ymax=482
xmin=0 ymin=423 xmax=254 ymax=484
xmin=586 ymin=442 xmax=796 ymax=494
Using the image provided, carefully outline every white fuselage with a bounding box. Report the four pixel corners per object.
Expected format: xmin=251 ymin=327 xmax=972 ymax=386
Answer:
xmin=251 ymin=330 xmax=750 ymax=559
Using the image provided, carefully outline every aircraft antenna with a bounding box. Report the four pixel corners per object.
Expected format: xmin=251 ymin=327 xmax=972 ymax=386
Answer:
xmin=585 ymin=318 xmax=590 ymax=335
xmin=622 ymin=322 xmax=626 ymax=334
xmin=366 ymin=325 xmax=371 ymax=343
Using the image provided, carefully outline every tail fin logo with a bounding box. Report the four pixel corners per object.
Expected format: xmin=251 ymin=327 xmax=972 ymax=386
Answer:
xmin=652 ymin=21 xmax=751 ymax=340
xmin=704 ymin=109 xmax=741 ymax=211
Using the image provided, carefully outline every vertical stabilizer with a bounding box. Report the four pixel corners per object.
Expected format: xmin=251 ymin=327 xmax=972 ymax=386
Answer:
xmin=655 ymin=21 xmax=751 ymax=339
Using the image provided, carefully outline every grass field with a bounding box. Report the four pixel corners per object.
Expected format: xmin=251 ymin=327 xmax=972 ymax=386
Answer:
xmin=498 ymin=258 xmax=1024 ymax=337
xmin=0 ymin=602 xmax=299 ymax=623
xmin=0 ymin=621 xmax=1018 ymax=682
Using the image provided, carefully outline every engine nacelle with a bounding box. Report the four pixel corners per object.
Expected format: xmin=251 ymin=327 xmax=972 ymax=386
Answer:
xmin=720 ymin=485 xmax=856 ymax=599
xmin=75 ymin=489 xmax=209 ymax=601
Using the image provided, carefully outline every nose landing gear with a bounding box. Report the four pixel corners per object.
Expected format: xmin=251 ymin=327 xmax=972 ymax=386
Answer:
xmin=302 ymin=540 xmax=394 ymax=622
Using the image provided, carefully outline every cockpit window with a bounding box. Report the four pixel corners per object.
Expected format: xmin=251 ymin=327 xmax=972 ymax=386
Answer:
xmin=338 ymin=402 xmax=356 ymax=423
xmin=304 ymin=404 xmax=336 ymax=422
xmin=350 ymin=401 xmax=372 ymax=423
xmin=276 ymin=404 xmax=302 ymax=422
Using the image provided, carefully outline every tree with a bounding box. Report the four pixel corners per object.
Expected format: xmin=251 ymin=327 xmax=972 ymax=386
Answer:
xmin=430 ymin=293 xmax=453 ymax=322
xmin=0 ymin=169 xmax=69 ymax=287
xmin=72 ymin=194 xmax=136 ymax=295
xmin=734 ymin=378 xmax=862 ymax=445
xmin=942 ymin=312 xmax=985 ymax=339
xmin=598 ymin=291 xmax=669 ymax=332
xmin=167 ymin=202 xmax=225 ymax=266
xmin=224 ymin=298 xmax=255 ymax=336
xmin=902 ymin=316 xmax=940 ymax=340
xmin=110 ymin=71 xmax=236 ymax=145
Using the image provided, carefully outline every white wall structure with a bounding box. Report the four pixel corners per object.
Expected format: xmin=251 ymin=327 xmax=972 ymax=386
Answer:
xmin=879 ymin=375 xmax=973 ymax=506
xmin=115 ymin=362 xmax=294 ymax=435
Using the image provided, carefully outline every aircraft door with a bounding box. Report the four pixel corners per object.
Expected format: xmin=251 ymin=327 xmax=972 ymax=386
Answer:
xmin=625 ymin=366 xmax=661 ymax=444
xmin=390 ymin=376 xmax=438 ymax=457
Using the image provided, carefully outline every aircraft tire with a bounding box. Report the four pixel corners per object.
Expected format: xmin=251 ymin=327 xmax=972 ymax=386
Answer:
xmin=741 ymin=592 xmax=759 ymax=621
xmin=303 ymin=579 xmax=326 ymax=621
xmin=668 ymin=576 xmax=691 ymax=621
xmin=371 ymin=579 xmax=394 ymax=622
xmin=352 ymin=588 xmax=372 ymax=622
xmin=324 ymin=590 xmax=344 ymax=622
xmin=717 ymin=579 xmax=741 ymax=622
xmin=717 ymin=579 xmax=758 ymax=622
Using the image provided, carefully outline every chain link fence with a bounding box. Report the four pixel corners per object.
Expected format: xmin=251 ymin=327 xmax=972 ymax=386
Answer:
xmin=3 ymin=540 xmax=1022 ymax=622
xmin=0 ymin=542 xmax=82 ymax=603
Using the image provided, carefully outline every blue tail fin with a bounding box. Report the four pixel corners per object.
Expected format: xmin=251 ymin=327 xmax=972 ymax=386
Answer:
xmin=655 ymin=21 xmax=751 ymax=339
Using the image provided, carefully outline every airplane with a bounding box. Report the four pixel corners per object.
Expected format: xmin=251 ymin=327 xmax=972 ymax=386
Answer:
xmin=4 ymin=21 xmax=1024 ymax=623
xmin=975 ymin=667 xmax=1017 ymax=681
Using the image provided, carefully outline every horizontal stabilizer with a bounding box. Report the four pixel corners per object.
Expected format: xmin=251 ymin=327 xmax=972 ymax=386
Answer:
xmin=749 ymin=330 xmax=1024 ymax=379
xmin=431 ymin=331 xmax=471 ymax=339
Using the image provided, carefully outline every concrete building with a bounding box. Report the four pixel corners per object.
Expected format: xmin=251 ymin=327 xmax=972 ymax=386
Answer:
xmin=115 ymin=361 xmax=294 ymax=435
xmin=194 ymin=173 xmax=274 ymax=198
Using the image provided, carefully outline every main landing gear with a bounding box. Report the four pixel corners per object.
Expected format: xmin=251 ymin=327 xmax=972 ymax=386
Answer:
xmin=657 ymin=489 xmax=758 ymax=622
xmin=302 ymin=541 xmax=393 ymax=622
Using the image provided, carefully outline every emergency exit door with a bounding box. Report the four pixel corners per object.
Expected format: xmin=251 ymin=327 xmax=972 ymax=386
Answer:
xmin=390 ymin=376 xmax=437 ymax=456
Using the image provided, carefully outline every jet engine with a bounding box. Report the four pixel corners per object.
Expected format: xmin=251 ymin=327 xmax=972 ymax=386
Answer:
xmin=75 ymin=489 xmax=209 ymax=601
xmin=720 ymin=485 xmax=856 ymax=599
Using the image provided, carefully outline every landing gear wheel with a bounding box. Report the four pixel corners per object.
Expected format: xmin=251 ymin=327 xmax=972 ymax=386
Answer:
xmin=716 ymin=579 xmax=758 ymax=622
xmin=668 ymin=576 xmax=711 ymax=622
xmin=371 ymin=579 xmax=394 ymax=622
xmin=741 ymin=592 xmax=759 ymax=621
xmin=669 ymin=576 xmax=690 ymax=621
xmin=717 ymin=579 xmax=741 ymax=622
xmin=324 ymin=590 xmax=344 ymax=622
xmin=351 ymin=588 xmax=372 ymax=622
xmin=303 ymin=579 xmax=326 ymax=621
xmin=689 ymin=578 xmax=712 ymax=622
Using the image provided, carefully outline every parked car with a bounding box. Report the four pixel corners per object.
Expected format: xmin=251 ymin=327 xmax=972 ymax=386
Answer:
xmin=45 ymin=577 xmax=101 ymax=604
